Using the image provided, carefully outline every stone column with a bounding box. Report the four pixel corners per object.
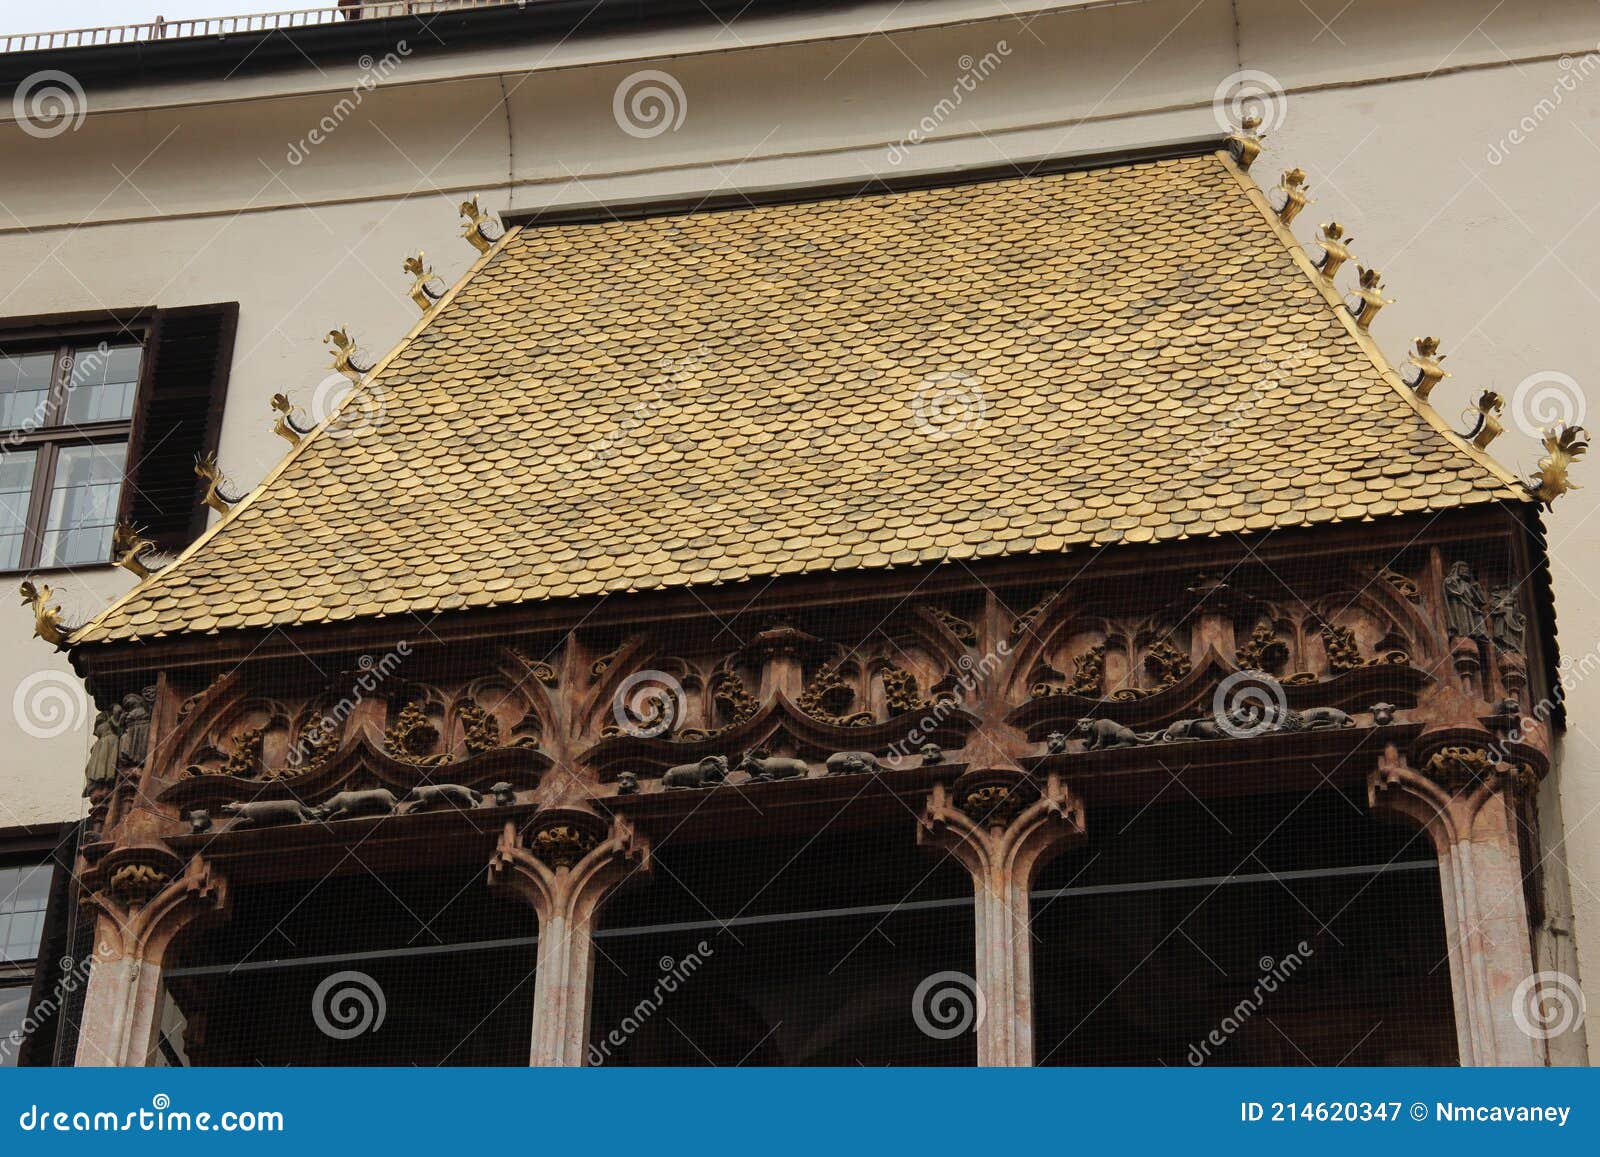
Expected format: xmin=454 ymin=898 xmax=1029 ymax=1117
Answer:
xmin=918 ymin=771 xmax=1086 ymax=1066
xmin=76 ymin=855 xmax=228 ymax=1067
xmin=489 ymin=811 xmax=650 ymax=1066
xmin=1369 ymin=745 xmax=1543 ymax=1066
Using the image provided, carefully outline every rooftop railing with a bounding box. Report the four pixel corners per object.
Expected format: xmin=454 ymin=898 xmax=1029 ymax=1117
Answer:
xmin=0 ymin=1 xmax=521 ymax=55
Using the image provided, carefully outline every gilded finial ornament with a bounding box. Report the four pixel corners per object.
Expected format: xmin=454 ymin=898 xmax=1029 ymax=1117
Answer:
xmin=194 ymin=453 xmax=246 ymax=515
xmin=459 ymin=195 xmax=505 ymax=255
xmin=1404 ymin=336 xmax=1450 ymax=400
xmin=404 ymin=251 xmax=448 ymax=313
xmin=1272 ymin=167 xmax=1313 ymax=226
xmin=1463 ymin=389 xmax=1505 ymax=449
xmin=18 ymin=580 xmax=71 ymax=648
xmin=1225 ymin=113 xmax=1265 ymax=172
xmin=1314 ymin=222 xmax=1355 ymax=281
xmin=111 ymin=523 xmax=161 ymax=579
xmin=1527 ymin=423 xmax=1589 ymax=507
xmin=1348 ymin=266 xmax=1394 ymax=330
xmin=325 ymin=327 xmax=375 ymax=384
xmin=270 ymin=393 xmax=314 ymax=446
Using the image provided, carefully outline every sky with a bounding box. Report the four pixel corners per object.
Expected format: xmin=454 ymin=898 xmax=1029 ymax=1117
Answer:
xmin=1 ymin=0 xmax=291 ymax=37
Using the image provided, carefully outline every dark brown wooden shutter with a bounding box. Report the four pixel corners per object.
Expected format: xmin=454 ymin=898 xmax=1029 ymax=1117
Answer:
xmin=121 ymin=303 xmax=237 ymax=552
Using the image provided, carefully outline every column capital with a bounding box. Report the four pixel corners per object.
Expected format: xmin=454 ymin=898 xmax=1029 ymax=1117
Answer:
xmin=1368 ymin=744 xmax=1535 ymax=842
xmin=75 ymin=854 xmax=228 ymax=1067
xmin=488 ymin=809 xmax=650 ymax=923
xmin=918 ymin=770 xmax=1086 ymax=884
xmin=81 ymin=851 xmax=229 ymax=965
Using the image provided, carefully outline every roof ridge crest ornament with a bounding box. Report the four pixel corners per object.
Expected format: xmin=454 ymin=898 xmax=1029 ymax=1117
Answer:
xmin=1347 ymin=265 xmax=1394 ymax=330
xmin=1313 ymin=221 xmax=1355 ymax=281
xmin=1404 ymin=336 xmax=1450 ymax=400
xmin=18 ymin=580 xmax=74 ymax=649
xmin=1270 ymin=167 xmax=1313 ymax=226
xmin=404 ymin=250 xmax=449 ymax=314
xmin=1461 ymin=390 xmax=1505 ymax=449
xmin=195 ymin=453 xmax=246 ymax=515
xmin=325 ymin=326 xmax=375 ymax=384
xmin=1220 ymin=142 xmax=1529 ymax=502
xmin=111 ymin=522 xmax=165 ymax=580
xmin=460 ymin=195 xmax=505 ymax=255
xmin=270 ymin=392 xmax=315 ymax=446
xmin=1225 ymin=113 xmax=1265 ymax=172
xmin=1528 ymin=423 xmax=1589 ymax=507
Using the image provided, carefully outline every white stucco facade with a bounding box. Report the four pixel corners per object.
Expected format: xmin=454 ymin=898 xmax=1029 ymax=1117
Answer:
xmin=1 ymin=0 xmax=1597 ymax=1060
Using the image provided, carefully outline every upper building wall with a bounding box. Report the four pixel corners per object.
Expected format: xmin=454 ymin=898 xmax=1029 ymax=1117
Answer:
xmin=0 ymin=8 xmax=1596 ymax=1054
xmin=2 ymin=0 xmax=1596 ymax=228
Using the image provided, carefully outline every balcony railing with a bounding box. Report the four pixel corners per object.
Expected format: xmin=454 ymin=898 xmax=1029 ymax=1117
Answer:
xmin=0 ymin=1 xmax=522 ymax=55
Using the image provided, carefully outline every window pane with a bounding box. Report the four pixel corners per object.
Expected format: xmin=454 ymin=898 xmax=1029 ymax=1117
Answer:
xmin=0 ymin=351 xmax=54 ymax=431
xmin=39 ymin=443 xmax=126 ymax=567
xmin=0 ymin=450 xmax=37 ymax=571
xmin=63 ymin=343 xmax=141 ymax=426
xmin=0 ymin=985 xmax=30 ymax=1066
xmin=0 ymin=864 xmax=53 ymax=963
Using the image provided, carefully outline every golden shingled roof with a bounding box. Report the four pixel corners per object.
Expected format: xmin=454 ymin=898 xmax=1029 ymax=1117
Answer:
xmin=74 ymin=150 xmax=1525 ymax=645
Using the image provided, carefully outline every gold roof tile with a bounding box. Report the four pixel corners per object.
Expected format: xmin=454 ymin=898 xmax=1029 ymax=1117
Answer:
xmin=73 ymin=151 xmax=1525 ymax=645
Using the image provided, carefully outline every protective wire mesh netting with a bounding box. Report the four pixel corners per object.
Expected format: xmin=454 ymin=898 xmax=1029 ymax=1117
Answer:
xmin=136 ymin=548 xmax=1469 ymax=1068
xmin=1032 ymin=791 xmax=1456 ymax=1066
xmin=146 ymin=789 xmax=1456 ymax=1066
